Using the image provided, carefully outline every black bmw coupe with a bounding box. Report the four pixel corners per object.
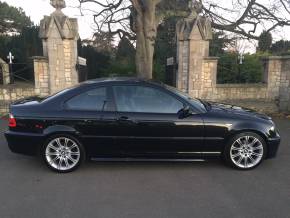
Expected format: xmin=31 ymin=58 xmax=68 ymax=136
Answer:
xmin=5 ymin=78 xmax=280 ymax=172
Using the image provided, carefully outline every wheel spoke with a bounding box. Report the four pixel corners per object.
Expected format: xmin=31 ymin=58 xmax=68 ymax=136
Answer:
xmin=252 ymin=145 xmax=263 ymax=151
xmin=69 ymin=143 xmax=78 ymax=149
xmin=236 ymin=156 xmax=243 ymax=164
xmin=46 ymin=151 xmax=59 ymax=156
xmin=248 ymin=155 xmax=255 ymax=163
xmin=56 ymin=138 xmax=63 ymax=148
xmin=231 ymin=146 xmax=241 ymax=151
xmin=252 ymin=152 xmax=262 ymax=157
xmin=245 ymin=136 xmax=250 ymax=144
xmin=48 ymin=143 xmax=59 ymax=151
xmin=236 ymin=139 xmax=243 ymax=146
xmin=50 ymin=156 xmax=60 ymax=164
xmin=231 ymin=153 xmax=241 ymax=159
xmin=64 ymin=138 xmax=69 ymax=148
xmin=58 ymin=158 xmax=63 ymax=169
xmin=244 ymin=157 xmax=248 ymax=168
xmin=249 ymin=138 xmax=258 ymax=147
xmin=67 ymin=155 xmax=77 ymax=164
xmin=64 ymin=158 xmax=69 ymax=168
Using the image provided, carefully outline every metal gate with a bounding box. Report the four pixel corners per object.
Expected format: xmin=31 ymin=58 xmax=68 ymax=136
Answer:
xmin=0 ymin=64 xmax=3 ymax=85
xmin=165 ymin=57 xmax=177 ymax=87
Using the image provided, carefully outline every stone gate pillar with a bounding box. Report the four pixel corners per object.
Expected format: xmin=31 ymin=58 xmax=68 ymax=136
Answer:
xmin=0 ymin=58 xmax=10 ymax=85
xmin=38 ymin=0 xmax=79 ymax=94
xmin=176 ymin=1 xmax=214 ymax=98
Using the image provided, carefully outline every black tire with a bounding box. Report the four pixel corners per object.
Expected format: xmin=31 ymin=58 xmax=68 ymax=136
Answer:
xmin=223 ymin=132 xmax=267 ymax=170
xmin=41 ymin=134 xmax=85 ymax=173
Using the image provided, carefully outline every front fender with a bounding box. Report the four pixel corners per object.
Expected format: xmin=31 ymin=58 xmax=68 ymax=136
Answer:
xmin=226 ymin=121 xmax=270 ymax=142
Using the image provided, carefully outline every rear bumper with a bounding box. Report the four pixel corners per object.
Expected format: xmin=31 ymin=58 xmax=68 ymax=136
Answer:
xmin=5 ymin=131 xmax=45 ymax=156
xmin=266 ymin=136 xmax=281 ymax=159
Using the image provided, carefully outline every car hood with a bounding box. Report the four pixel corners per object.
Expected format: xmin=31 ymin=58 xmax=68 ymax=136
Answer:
xmin=209 ymin=102 xmax=272 ymax=121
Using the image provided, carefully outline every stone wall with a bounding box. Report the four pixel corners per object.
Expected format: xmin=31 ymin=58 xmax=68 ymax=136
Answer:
xmin=0 ymin=83 xmax=35 ymax=114
xmin=179 ymin=55 xmax=290 ymax=113
xmin=175 ymin=8 xmax=290 ymax=113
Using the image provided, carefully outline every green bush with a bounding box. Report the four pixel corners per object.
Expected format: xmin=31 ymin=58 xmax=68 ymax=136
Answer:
xmin=217 ymin=53 xmax=263 ymax=84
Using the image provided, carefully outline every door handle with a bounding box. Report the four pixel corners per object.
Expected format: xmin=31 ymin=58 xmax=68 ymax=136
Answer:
xmin=117 ymin=116 xmax=137 ymax=124
xmin=118 ymin=116 xmax=130 ymax=121
xmin=84 ymin=119 xmax=93 ymax=124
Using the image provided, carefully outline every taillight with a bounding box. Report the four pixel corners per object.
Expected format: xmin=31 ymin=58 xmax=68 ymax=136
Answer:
xmin=9 ymin=113 xmax=17 ymax=128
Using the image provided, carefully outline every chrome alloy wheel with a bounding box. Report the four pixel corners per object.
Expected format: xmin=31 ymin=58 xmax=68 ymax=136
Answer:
xmin=230 ymin=135 xmax=264 ymax=169
xmin=45 ymin=137 xmax=81 ymax=171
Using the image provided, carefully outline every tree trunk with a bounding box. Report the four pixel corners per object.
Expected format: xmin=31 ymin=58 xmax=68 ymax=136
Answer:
xmin=134 ymin=1 xmax=158 ymax=79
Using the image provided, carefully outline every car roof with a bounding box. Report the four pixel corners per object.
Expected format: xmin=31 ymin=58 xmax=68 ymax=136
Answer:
xmin=81 ymin=77 xmax=164 ymax=87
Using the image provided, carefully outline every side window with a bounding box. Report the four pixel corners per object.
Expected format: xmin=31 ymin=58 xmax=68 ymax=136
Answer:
xmin=113 ymin=86 xmax=183 ymax=113
xmin=66 ymin=87 xmax=108 ymax=111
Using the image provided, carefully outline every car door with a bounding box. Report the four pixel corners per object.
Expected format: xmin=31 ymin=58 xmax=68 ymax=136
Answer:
xmin=112 ymin=84 xmax=204 ymax=157
xmin=63 ymin=86 xmax=118 ymax=157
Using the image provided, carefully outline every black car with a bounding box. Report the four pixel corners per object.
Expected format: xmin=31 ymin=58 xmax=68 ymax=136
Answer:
xmin=5 ymin=78 xmax=280 ymax=172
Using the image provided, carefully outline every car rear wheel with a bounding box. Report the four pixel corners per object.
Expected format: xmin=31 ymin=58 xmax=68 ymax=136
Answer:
xmin=42 ymin=135 xmax=84 ymax=173
xmin=224 ymin=132 xmax=267 ymax=170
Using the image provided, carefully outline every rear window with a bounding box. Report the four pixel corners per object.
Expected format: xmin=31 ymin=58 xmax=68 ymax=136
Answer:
xmin=65 ymin=87 xmax=108 ymax=111
xmin=41 ymin=88 xmax=73 ymax=103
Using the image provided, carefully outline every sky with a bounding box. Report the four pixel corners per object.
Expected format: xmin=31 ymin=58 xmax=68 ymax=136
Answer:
xmin=3 ymin=0 xmax=97 ymax=39
xmin=2 ymin=0 xmax=290 ymax=53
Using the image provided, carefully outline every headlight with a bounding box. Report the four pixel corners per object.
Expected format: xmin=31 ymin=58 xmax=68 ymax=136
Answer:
xmin=269 ymin=125 xmax=279 ymax=137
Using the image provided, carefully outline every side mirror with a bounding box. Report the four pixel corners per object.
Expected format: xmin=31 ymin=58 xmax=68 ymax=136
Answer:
xmin=178 ymin=106 xmax=194 ymax=118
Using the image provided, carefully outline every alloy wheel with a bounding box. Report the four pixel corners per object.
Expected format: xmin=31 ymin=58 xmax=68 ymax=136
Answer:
xmin=45 ymin=137 xmax=81 ymax=171
xmin=230 ymin=135 xmax=264 ymax=169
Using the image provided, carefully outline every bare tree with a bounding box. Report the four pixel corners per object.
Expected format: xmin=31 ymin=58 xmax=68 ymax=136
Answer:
xmin=78 ymin=0 xmax=290 ymax=79
xmin=203 ymin=0 xmax=290 ymax=40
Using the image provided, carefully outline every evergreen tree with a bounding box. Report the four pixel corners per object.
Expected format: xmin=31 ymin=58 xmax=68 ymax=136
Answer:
xmin=270 ymin=40 xmax=290 ymax=55
xmin=0 ymin=1 xmax=32 ymax=35
xmin=258 ymin=31 xmax=273 ymax=52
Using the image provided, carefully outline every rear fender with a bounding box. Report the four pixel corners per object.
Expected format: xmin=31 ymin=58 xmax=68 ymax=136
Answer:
xmin=43 ymin=125 xmax=80 ymax=137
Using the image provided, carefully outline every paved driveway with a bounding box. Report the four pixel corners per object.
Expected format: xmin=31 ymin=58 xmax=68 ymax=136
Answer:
xmin=0 ymin=118 xmax=289 ymax=218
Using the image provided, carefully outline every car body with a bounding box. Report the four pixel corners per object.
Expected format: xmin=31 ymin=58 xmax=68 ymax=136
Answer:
xmin=5 ymin=78 xmax=280 ymax=172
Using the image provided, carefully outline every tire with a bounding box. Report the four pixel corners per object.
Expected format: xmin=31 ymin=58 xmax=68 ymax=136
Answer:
xmin=224 ymin=132 xmax=267 ymax=170
xmin=42 ymin=134 xmax=85 ymax=173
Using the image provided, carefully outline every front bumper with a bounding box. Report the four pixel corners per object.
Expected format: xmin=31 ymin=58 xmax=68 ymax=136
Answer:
xmin=5 ymin=131 xmax=45 ymax=156
xmin=266 ymin=136 xmax=281 ymax=159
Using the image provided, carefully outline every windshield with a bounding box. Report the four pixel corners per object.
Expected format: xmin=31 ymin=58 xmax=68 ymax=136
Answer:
xmin=165 ymin=85 xmax=208 ymax=112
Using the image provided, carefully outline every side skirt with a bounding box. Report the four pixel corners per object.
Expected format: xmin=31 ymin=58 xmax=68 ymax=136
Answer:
xmin=91 ymin=158 xmax=206 ymax=162
xmin=90 ymin=152 xmax=222 ymax=162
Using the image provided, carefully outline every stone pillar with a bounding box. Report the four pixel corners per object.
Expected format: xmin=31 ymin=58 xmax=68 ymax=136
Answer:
xmin=279 ymin=56 xmax=290 ymax=111
xmin=0 ymin=58 xmax=10 ymax=85
xmin=200 ymin=57 xmax=218 ymax=99
xmin=33 ymin=57 xmax=50 ymax=97
xmin=262 ymin=56 xmax=290 ymax=111
xmin=39 ymin=0 xmax=79 ymax=94
xmin=176 ymin=8 xmax=214 ymax=98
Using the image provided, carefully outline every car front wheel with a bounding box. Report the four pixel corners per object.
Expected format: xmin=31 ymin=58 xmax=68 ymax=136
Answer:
xmin=224 ymin=132 xmax=267 ymax=170
xmin=42 ymin=135 xmax=84 ymax=173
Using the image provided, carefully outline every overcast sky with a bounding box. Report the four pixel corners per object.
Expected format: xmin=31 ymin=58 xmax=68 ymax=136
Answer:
xmin=3 ymin=0 xmax=290 ymax=53
xmin=3 ymin=0 xmax=96 ymax=39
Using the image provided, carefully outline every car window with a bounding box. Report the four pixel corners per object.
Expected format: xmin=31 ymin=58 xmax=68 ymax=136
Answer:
xmin=165 ymin=85 xmax=207 ymax=112
xmin=113 ymin=85 xmax=183 ymax=113
xmin=66 ymin=87 xmax=108 ymax=111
